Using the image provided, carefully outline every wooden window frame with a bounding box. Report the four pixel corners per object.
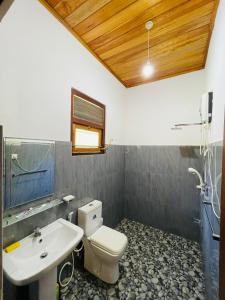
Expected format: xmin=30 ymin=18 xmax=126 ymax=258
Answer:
xmin=71 ymin=88 xmax=105 ymax=155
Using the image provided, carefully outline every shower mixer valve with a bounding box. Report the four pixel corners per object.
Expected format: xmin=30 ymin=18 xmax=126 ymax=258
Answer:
xmin=196 ymin=182 xmax=208 ymax=194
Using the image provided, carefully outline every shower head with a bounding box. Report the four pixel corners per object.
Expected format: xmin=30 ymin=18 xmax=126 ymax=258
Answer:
xmin=188 ymin=167 xmax=204 ymax=188
xmin=188 ymin=167 xmax=198 ymax=174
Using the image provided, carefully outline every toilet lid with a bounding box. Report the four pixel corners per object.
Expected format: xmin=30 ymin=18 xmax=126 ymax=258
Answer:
xmin=89 ymin=226 xmax=127 ymax=256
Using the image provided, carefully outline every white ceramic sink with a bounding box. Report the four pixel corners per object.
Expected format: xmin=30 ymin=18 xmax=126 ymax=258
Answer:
xmin=3 ymin=218 xmax=83 ymax=287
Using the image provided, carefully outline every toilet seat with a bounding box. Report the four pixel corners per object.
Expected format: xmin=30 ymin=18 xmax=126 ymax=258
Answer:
xmin=89 ymin=226 xmax=127 ymax=256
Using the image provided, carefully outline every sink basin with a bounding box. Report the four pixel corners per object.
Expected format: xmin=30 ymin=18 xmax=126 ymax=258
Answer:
xmin=3 ymin=218 xmax=83 ymax=286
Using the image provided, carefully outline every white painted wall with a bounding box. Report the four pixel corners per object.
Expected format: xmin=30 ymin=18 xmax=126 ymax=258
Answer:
xmin=205 ymin=0 xmax=225 ymax=143
xmin=0 ymin=0 xmax=125 ymax=144
xmin=0 ymin=0 xmax=211 ymax=147
xmin=123 ymin=70 xmax=205 ymax=145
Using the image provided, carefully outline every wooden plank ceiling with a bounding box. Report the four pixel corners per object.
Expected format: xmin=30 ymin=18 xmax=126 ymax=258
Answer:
xmin=40 ymin=0 xmax=219 ymax=87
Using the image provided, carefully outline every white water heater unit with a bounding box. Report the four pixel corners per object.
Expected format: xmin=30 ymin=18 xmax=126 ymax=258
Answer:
xmin=200 ymin=92 xmax=213 ymax=124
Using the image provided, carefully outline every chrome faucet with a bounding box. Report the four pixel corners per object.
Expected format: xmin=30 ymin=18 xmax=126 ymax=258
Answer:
xmin=33 ymin=227 xmax=41 ymax=237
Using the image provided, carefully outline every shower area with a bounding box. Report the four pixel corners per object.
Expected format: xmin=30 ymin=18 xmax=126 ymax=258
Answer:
xmin=171 ymin=91 xmax=223 ymax=300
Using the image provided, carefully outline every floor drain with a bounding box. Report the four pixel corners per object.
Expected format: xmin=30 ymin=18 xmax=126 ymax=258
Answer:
xmin=40 ymin=251 xmax=48 ymax=259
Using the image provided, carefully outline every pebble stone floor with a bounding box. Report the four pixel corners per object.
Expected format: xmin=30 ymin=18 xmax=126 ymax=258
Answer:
xmin=60 ymin=219 xmax=205 ymax=300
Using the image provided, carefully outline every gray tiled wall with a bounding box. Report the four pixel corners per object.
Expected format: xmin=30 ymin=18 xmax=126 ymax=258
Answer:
xmin=201 ymin=141 xmax=222 ymax=300
xmin=3 ymin=143 xmax=125 ymax=299
xmin=3 ymin=143 xmax=125 ymax=247
xmin=124 ymin=146 xmax=202 ymax=241
xmin=4 ymin=144 xmax=203 ymax=246
xmin=3 ymin=142 xmax=204 ymax=299
xmin=54 ymin=142 xmax=125 ymax=228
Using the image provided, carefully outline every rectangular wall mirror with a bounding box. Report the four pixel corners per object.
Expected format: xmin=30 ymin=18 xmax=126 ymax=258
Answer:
xmin=4 ymin=138 xmax=55 ymax=209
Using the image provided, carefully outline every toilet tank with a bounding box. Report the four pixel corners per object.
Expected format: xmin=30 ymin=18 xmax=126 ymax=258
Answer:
xmin=78 ymin=200 xmax=103 ymax=236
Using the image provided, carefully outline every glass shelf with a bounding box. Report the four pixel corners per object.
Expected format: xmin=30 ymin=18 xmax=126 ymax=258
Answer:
xmin=3 ymin=198 xmax=63 ymax=228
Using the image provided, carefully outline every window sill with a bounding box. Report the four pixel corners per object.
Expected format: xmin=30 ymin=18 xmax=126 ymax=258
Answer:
xmin=72 ymin=149 xmax=106 ymax=156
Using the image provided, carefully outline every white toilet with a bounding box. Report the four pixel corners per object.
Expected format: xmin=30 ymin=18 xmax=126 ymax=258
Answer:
xmin=78 ymin=200 xmax=128 ymax=284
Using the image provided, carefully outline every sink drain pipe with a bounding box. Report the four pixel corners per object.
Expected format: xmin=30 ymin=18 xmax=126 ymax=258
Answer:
xmin=58 ymin=242 xmax=84 ymax=288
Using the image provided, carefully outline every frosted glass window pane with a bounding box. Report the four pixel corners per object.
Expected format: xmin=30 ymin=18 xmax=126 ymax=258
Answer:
xmin=75 ymin=128 xmax=99 ymax=148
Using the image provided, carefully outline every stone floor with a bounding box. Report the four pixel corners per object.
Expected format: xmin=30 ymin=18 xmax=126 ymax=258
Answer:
xmin=60 ymin=219 xmax=205 ymax=300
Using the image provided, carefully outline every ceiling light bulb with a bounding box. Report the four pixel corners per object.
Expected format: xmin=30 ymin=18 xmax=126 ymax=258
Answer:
xmin=142 ymin=61 xmax=154 ymax=77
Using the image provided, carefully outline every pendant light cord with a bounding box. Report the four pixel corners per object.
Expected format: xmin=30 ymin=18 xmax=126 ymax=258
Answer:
xmin=148 ymin=29 xmax=150 ymax=62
